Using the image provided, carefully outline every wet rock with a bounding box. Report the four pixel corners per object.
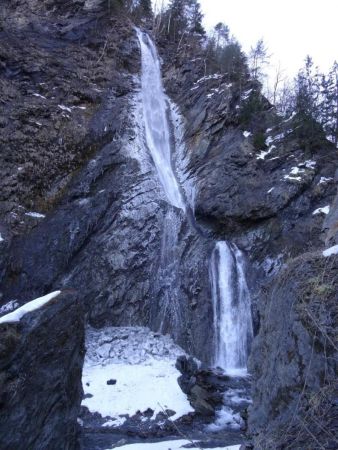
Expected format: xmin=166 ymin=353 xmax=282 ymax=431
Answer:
xmin=0 ymin=290 xmax=85 ymax=450
xmin=176 ymin=355 xmax=228 ymax=416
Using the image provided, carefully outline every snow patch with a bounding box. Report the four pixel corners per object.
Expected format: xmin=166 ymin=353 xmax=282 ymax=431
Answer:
xmin=302 ymin=160 xmax=316 ymax=170
xmin=105 ymin=441 xmax=241 ymax=450
xmin=82 ymin=327 xmax=194 ymax=422
xmin=290 ymin=167 xmax=304 ymax=175
xmin=32 ymin=93 xmax=47 ymax=100
xmin=256 ymin=145 xmax=276 ymax=160
xmin=267 ymin=188 xmax=274 ymax=194
xmin=319 ymin=177 xmax=333 ymax=184
xmin=323 ymin=245 xmax=338 ymax=257
xmin=242 ymin=89 xmax=253 ymax=100
xmin=25 ymin=212 xmax=46 ymax=219
xmin=0 ymin=300 xmax=19 ymax=315
xmin=58 ymin=105 xmax=72 ymax=113
xmin=284 ymin=175 xmax=302 ymax=182
xmin=0 ymin=233 xmax=4 ymax=242
xmin=196 ymin=74 xmax=222 ymax=84
xmin=102 ymin=417 xmax=127 ymax=428
xmin=243 ymin=131 xmax=251 ymax=138
xmin=283 ymin=112 xmax=296 ymax=122
xmin=0 ymin=291 xmax=61 ymax=324
xmin=313 ymin=205 xmax=330 ymax=215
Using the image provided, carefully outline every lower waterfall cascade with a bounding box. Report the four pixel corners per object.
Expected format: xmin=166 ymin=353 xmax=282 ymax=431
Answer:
xmin=210 ymin=242 xmax=254 ymax=375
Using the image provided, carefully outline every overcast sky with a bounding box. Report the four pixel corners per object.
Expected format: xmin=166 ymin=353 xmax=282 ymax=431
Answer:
xmin=154 ymin=0 xmax=338 ymax=81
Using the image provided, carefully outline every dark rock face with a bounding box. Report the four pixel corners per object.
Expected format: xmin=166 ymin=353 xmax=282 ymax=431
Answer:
xmin=0 ymin=0 xmax=137 ymax=238
xmin=160 ymin=43 xmax=338 ymax=267
xmin=0 ymin=291 xmax=85 ymax=450
xmin=248 ymin=253 xmax=338 ymax=449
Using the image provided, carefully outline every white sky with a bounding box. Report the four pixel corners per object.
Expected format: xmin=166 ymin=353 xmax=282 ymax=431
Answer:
xmin=154 ymin=0 xmax=338 ymax=80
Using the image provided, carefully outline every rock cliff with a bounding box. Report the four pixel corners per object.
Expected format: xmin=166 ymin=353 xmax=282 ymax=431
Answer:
xmin=0 ymin=3 xmax=337 ymax=449
xmin=0 ymin=291 xmax=84 ymax=450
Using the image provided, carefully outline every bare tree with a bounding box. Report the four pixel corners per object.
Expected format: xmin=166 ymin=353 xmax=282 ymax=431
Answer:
xmin=249 ymin=38 xmax=270 ymax=83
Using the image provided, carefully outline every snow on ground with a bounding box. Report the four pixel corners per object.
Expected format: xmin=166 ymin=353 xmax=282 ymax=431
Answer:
xmin=25 ymin=211 xmax=46 ymax=219
xmin=105 ymin=441 xmax=241 ymax=450
xmin=0 ymin=300 xmax=19 ymax=315
xmin=82 ymin=327 xmax=194 ymax=423
xmin=0 ymin=291 xmax=61 ymax=324
xmin=313 ymin=205 xmax=330 ymax=215
xmin=243 ymin=131 xmax=251 ymax=138
xmin=323 ymin=245 xmax=338 ymax=257
xmin=0 ymin=233 xmax=4 ymax=242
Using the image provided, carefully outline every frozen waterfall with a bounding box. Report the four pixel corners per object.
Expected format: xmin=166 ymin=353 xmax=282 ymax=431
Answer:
xmin=136 ymin=29 xmax=185 ymax=211
xmin=210 ymin=242 xmax=253 ymax=375
xmin=137 ymin=29 xmax=253 ymax=377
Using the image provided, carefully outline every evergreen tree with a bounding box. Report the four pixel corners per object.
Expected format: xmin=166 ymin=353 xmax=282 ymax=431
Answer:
xmin=321 ymin=62 xmax=338 ymax=145
xmin=139 ymin=0 xmax=152 ymax=16
xmin=294 ymin=56 xmax=325 ymax=149
xmin=166 ymin=0 xmax=187 ymax=40
xmin=204 ymin=22 xmax=248 ymax=82
xmin=295 ymin=57 xmax=321 ymax=121
xmin=186 ymin=0 xmax=205 ymax=35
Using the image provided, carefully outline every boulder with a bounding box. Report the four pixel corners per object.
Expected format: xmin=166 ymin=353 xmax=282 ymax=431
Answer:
xmin=0 ymin=290 xmax=85 ymax=450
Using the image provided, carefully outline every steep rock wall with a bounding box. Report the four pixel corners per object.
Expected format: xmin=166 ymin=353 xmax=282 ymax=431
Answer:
xmin=248 ymin=252 xmax=338 ymax=449
xmin=0 ymin=291 xmax=84 ymax=450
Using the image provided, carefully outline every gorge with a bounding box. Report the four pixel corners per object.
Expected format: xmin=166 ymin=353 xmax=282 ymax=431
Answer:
xmin=0 ymin=1 xmax=337 ymax=450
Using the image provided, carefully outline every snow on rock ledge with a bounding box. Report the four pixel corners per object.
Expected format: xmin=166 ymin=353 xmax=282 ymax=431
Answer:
xmin=323 ymin=244 xmax=338 ymax=257
xmin=0 ymin=291 xmax=61 ymax=324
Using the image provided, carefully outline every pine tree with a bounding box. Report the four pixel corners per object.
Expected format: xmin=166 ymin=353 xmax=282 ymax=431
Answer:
xmin=166 ymin=0 xmax=187 ymax=40
xmin=294 ymin=57 xmax=324 ymax=149
xmin=186 ymin=0 xmax=205 ymax=35
xmin=321 ymin=62 xmax=338 ymax=145
xmin=295 ymin=57 xmax=322 ymax=121
xmin=139 ymin=0 xmax=152 ymax=16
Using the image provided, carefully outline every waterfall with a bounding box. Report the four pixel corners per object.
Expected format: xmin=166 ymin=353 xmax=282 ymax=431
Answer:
xmin=210 ymin=242 xmax=253 ymax=376
xmin=136 ymin=29 xmax=185 ymax=211
xmin=136 ymin=29 xmax=253 ymax=376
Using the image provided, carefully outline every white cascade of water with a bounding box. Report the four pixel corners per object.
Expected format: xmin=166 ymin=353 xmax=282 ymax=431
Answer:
xmin=136 ymin=29 xmax=185 ymax=211
xmin=136 ymin=29 xmax=253 ymax=376
xmin=210 ymin=241 xmax=253 ymax=376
